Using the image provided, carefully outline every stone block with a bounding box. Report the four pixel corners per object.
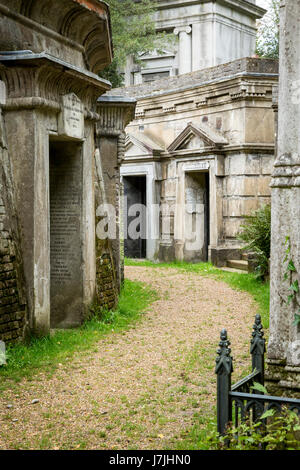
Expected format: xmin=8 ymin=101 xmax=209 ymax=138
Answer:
xmin=210 ymin=247 xmax=242 ymax=267
xmin=261 ymin=155 xmax=275 ymax=175
xmin=257 ymin=176 xmax=271 ymax=196
xmin=224 ymin=217 xmax=243 ymax=238
xmin=161 ymin=179 xmax=177 ymax=198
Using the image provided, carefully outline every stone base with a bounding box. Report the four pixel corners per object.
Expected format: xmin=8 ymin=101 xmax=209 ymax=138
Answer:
xmin=209 ymin=246 xmax=242 ymax=267
xmin=265 ymin=359 xmax=300 ymax=399
xmin=158 ymin=243 xmax=176 ymax=262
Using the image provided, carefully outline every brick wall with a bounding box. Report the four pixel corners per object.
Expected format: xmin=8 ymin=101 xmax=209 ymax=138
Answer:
xmin=0 ymin=185 xmax=26 ymax=343
xmin=0 ymin=108 xmax=27 ymax=343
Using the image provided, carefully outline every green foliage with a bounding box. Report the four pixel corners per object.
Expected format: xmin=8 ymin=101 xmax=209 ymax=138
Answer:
xmin=207 ymin=407 xmax=300 ymax=450
xmin=99 ymin=0 xmax=167 ymax=87
xmin=238 ymin=204 xmax=271 ymax=279
xmin=256 ymin=0 xmax=280 ymax=59
xmin=251 ymin=381 xmax=268 ymax=395
xmin=0 ymin=280 xmax=157 ymax=387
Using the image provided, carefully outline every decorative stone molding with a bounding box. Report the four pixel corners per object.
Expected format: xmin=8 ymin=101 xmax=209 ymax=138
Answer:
xmin=0 ymin=0 xmax=113 ymax=73
xmin=97 ymin=96 xmax=137 ymax=165
xmin=0 ymin=52 xmax=111 ymax=112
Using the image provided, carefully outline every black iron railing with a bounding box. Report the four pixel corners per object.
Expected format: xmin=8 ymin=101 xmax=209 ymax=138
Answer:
xmin=215 ymin=314 xmax=300 ymax=435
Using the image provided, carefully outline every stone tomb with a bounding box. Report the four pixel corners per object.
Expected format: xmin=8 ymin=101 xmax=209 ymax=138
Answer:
xmin=0 ymin=1 xmax=137 ymax=341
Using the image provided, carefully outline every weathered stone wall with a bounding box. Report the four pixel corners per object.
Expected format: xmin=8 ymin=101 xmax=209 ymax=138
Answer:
xmin=223 ymin=152 xmax=273 ymax=242
xmin=94 ymin=141 xmax=120 ymax=311
xmin=0 ymin=96 xmax=27 ymax=343
xmin=95 ymin=97 xmax=136 ymax=310
xmin=265 ymin=0 xmax=300 ymax=397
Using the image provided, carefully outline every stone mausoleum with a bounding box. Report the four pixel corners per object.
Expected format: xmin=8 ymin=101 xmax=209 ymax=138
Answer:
xmin=0 ymin=0 xmax=136 ymax=342
xmin=124 ymin=0 xmax=266 ymax=86
xmin=111 ymin=57 xmax=278 ymax=265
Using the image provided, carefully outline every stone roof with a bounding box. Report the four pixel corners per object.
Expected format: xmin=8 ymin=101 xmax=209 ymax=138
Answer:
xmin=107 ymin=57 xmax=279 ymax=100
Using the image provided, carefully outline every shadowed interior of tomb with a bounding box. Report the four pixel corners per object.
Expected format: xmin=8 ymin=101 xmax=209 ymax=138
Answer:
xmin=184 ymin=171 xmax=209 ymax=262
xmin=123 ymin=175 xmax=147 ymax=259
xmin=49 ymin=140 xmax=83 ymax=328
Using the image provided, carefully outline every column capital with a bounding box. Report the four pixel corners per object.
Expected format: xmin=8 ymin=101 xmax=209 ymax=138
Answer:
xmin=174 ymin=25 xmax=192 ymax=36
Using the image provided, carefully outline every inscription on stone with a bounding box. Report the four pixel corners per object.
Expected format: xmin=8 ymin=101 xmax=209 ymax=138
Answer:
xmin=50 ymin=141 xmax=83 ymax=328
xmin=58 ymin=93 xmax=84 ymax=140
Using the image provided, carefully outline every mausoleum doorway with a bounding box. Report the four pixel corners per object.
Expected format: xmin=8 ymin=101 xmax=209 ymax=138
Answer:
xmin=123 ymin=175 xmax=147 ymax=259
xmin=49 ymin=139 xmax=83 ymax=328
xmin=184 ymin=171 xmax=210 ymax=262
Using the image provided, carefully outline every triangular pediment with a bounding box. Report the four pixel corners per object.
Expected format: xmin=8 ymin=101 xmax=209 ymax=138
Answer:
xmin=125 ymin=132 xmax=163 ymax=159
xmin=168 ymin=122 xmax=228 ymax=152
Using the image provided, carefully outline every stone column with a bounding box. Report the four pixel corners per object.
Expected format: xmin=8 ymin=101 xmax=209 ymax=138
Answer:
xmin=96 ymin=96 xmax=136 ymax=305
xmin=174 ymin=26 xmax=192 ymax=75
xmin=266 ymin=0 xmax=300 ymax=397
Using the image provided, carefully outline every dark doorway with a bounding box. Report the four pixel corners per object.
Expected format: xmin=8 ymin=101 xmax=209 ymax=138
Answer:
xmin=204 ymin=172 xmax=210 ymax=261
xmin=123 ymin=175 xmax=147 ymax=259
xmin=49 ymin=140 xmax=83 ymax=328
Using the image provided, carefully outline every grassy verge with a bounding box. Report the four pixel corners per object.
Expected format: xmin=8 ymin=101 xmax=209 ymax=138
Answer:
xmin=125 ymin=258 xmax=270 ymax=329
xmin=0 ymin=279 xmax=157 ymax=388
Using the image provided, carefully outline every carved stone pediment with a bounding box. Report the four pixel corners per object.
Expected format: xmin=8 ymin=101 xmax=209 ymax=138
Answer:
xmin=168 ymin=122 xmax=228 ymax=152
xmin=125 ymin=132 xmax=163 ymax=159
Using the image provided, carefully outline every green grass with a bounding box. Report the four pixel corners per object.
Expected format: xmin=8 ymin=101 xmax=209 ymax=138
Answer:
xmin=125 ymin=258 xmax=270 ymax=329
xmin=0 ymin=279 xmax=157 ymax=387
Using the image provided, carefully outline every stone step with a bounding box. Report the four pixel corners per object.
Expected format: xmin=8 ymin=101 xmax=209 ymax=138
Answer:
xmin=241 ymin=252 xmax=248 ymax=261
xmin=226 ymin=259 xmax=249 ymax=272
xmin=220 ymin=267 xmax=245 ymax=274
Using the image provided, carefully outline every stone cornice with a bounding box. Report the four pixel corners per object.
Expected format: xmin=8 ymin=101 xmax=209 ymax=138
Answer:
xmin=124 ymin=143 xmax=275 ymax=162
xmin=130 ymin=76 xmax=277 ymax=121
xmin=0 ymin=52 xmax=111 ymax=111
xmin=154 ymin=0 xmax=266 ymax=18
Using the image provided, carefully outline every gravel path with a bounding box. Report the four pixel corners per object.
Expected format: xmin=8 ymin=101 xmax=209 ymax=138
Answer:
xmin=0 ymin=266 xmax=257 ymax=450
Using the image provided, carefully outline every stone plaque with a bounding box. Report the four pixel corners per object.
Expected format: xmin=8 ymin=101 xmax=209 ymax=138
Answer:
xmin=183 ymin=161 xmax=210 ymax=172
xmin=50 ymin=141 xmax=83 ymax=328
xmin=58 ymin=93 xmax=84 ymax=140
